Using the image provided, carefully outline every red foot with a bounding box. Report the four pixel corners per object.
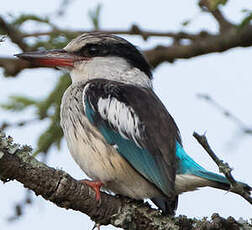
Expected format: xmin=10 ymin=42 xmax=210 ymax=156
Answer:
xmin=80 ymin=179 xmax=104 ymax=201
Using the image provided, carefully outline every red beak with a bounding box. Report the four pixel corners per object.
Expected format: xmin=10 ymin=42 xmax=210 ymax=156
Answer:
xmin=15 ymin=49 xmax=85 ymax=67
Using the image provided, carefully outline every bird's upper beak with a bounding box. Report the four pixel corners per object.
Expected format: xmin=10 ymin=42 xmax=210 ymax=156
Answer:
xmin=15 ymin=49 xmax=85 ymax=67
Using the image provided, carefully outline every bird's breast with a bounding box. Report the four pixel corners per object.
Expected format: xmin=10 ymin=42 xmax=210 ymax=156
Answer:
xmin=60 ymin=85 xmax=162 ymax=199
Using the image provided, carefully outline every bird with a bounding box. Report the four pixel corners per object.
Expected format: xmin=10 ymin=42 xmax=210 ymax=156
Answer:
xmin=16 ymin=32 xmax=251 ymax=215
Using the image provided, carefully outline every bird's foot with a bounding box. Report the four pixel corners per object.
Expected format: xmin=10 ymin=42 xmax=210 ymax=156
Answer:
xmin=79 ymin=179 xmax=104 ymax=201
xmin=92 ymin=223 xmax=101 ymax=230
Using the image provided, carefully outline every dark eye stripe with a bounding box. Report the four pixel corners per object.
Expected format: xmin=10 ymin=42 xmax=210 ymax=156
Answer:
xmin=74 ymin=40 xmax=152 ymax=79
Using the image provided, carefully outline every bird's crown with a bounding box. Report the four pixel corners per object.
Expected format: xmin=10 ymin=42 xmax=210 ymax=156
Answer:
xmin=64 ymin=32 xmax=152 ymax=79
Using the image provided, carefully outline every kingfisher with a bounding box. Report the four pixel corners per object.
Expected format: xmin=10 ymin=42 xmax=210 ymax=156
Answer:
xmin=16 ymin=32 xmax=251 ymax=215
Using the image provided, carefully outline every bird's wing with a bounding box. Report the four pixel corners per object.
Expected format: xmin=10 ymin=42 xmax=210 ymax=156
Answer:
xmin=82 ymin=79 xmax=181 ymax=197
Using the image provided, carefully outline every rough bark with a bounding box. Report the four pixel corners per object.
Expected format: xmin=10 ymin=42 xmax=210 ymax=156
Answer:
xmin=144 ymin=25 xmax=252 ymax=67
xmin=0 ymin=132 xmax=251 ymax=230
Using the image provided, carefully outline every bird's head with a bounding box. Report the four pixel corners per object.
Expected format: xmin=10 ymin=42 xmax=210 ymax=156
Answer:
xmin=16 ymin=32 xmax=152 ymax=87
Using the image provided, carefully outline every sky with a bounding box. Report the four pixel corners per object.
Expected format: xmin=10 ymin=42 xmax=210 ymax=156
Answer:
xmin=0 ymin=0 xmax=252 ymax=229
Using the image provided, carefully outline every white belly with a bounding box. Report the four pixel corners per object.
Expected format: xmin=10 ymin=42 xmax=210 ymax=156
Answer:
xmin=61 ymin=111 xmax=162 ymax=199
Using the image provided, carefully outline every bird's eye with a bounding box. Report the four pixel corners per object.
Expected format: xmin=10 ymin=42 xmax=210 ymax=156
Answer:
xmin=77 ymin=44 xmax=108 ymax=57
xmin=88 ymin=46 xmax=100 ymax=56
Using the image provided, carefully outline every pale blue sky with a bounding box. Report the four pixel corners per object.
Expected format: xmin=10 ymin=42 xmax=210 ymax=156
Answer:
xmin=0 ymin=1 xmax=252 ymax=229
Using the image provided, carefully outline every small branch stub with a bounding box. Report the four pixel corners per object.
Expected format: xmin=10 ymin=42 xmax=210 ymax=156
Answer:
xmin=193 ymin=131 xmax=252 ymax=205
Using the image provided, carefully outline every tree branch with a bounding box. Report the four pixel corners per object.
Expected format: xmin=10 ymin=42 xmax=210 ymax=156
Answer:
xmin=1 ymin=131 xmax=252 ymax=229
xmin=210 ymin=8 xmax=234 ymax=32
xmin=0 ymin=57 xmax=41 ymax=76
xmin=2 ymin=23 xmax=252 ymax=76
xmin=199 ymin=0 xmax=234 ymax=32
xmin=0 ymin=132 xmax=166 ymax=229
xmin=20 ymin=25 xmax=201 ymax=41
xmin=0 ymin=119 xmax=37 ymax=131
xmin=0 ymin=16 xmax=30 ymax=52
xmin=1 ymin=4 xmax=252 ymax=77
xmin=144 ymin=24 xmax=252 ymax=67
xmin=193 ymin=132 xmax=252 ymax=205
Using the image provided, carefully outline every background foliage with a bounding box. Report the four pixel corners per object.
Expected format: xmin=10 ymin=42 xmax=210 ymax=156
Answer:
xmin=0 ymin=0 xmax=251 ymax=229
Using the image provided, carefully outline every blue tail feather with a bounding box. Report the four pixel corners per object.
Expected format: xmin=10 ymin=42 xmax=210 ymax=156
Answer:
xmin=176 ymin=142 xmax=206 ymax=174
xmin=176 ymin=142 xmax=251 ymax=192
xmin=193 ymin=170 xmax=230 ymax=185
xmin=176 ymin=142 xmax=229 ymax=184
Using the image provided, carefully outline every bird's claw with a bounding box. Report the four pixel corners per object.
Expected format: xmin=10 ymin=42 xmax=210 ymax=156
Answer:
xmin=79 ymin=179 xmax=104 ymax=202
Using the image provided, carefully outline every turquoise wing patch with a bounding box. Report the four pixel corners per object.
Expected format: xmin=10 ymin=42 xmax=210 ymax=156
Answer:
xmin=84 ymin=98 xmax=171 ymax=196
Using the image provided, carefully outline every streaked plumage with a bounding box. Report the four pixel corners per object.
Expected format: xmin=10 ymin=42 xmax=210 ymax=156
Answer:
xmin=16 ymin=32 xmax=251 ymax=215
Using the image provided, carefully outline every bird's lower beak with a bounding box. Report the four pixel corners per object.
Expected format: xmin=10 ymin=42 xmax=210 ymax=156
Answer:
xmin=15 ymin=49 xmax=83 ymax=67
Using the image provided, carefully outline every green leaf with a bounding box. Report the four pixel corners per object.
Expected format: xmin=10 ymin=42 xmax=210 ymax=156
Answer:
xmin=240 ymin=12 xmax=252 ymax=28
xmin=88 ymin=4 xmax=102 ymax=30
xmin=12 ymin=14 xmax=51 ymax=27
xmin=36 ymin=74 xmax=71 ymax=119
xmin=2 ymin=74 xmax=71 ymax=157
xmin=182 ymin=19 xmax=191 ymax=27
xmin=33 ymin=116 xmax=63 ymax=156
xmin=241 ymin=9 xmax=250 ymax=13
xmin=1 ymin=96 xmax=37 ymax=111
xmin=33 ymin=74 xmax=70 ymax=155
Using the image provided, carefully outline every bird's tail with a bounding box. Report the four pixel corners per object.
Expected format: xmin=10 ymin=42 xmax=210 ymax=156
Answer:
xmin=192 ymin=169 xmax=252 ymax=194
xmin=175 ymin=142 xmax=251 ymax=194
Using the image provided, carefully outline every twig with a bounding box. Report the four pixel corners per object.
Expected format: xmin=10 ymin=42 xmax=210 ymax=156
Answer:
xmin=0 ymin=57 xmax=41 ymax=76
xmin=210 ymin=8 xmax=234 ymax=32
xmin=0 ymin=119 xmax=37 ymax=131
xmin=199 ymin=0 xmax=233 ymax=32
xmin=1 ymin=23 xmax=252 ymax=76
xmin=21 ymin=25 xmax=202 ymax=41
xmin=193 ymin=131 xmax=252 ymax=205
xmin=197 ymin=94 xmax=252 ymax=135
xmin=0 ymin=16 xmax=30 ymax=51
